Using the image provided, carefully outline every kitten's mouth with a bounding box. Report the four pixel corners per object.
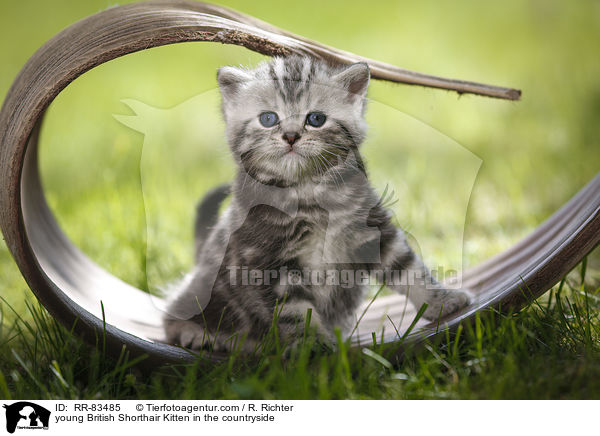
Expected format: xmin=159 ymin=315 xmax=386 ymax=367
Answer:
xmin=281 ymin=148 xmax=305 ymax=158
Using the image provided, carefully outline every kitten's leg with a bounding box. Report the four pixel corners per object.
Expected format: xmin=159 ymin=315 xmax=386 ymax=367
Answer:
xmin=276 ymin=296 xmax=334 ymax=347
xmin=378 ymin=232 xmax=473 ymax=320
xmin=163 ymin=264 xmax=235 ymax=351
xmin=163 ymin=317 xmax=215 ymax=350
xmin=164 ymin=311 xmax=254 ymax=352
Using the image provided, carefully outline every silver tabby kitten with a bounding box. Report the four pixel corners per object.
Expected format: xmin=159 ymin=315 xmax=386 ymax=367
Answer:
xmin=163 ymin=56 xmax=472 ymax=351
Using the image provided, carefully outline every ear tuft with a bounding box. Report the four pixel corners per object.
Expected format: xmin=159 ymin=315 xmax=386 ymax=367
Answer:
xmin=334 ymin=62 xmax=370 ymax=98
xmin=217 ymin=66 xmax=252 ymax=100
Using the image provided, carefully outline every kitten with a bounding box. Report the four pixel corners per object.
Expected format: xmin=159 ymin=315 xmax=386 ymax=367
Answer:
xmin=163 ymin=56 xmax=472 ymax=351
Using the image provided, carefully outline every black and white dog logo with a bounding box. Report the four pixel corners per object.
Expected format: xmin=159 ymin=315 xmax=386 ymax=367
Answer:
xmin=3 ymin=402 xmax=50 ymax=433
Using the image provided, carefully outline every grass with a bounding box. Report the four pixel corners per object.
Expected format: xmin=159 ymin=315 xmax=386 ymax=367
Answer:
xmin=0 ymin=260 xmax=599 ymax=399
xmin=0 ymin=0 xmax=599 ymax=399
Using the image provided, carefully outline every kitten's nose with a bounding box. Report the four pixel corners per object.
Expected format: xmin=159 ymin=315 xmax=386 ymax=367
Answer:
xmin=282 ymin=132 xmax=301 ymax=146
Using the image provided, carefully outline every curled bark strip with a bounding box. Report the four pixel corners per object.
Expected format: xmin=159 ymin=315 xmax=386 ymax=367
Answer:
xmin=0 ymin=1 xmax=594 ymax=366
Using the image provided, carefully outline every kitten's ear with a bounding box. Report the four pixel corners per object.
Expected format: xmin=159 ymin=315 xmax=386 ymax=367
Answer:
xmin=333 ymin=62 xmax=370 ymax=99
xmin=217 ymin=66 xmax=252 ymax=100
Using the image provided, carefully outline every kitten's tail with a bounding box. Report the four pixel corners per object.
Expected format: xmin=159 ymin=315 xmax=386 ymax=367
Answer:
xmin=194 ymin=184 xmax=230 ymax=262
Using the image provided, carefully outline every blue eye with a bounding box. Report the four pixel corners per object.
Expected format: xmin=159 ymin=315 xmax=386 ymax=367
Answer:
xmin=306 ymin=112 xmax=326 ymax=127
xmin=259 ymin=112 xmax=279 ymax=127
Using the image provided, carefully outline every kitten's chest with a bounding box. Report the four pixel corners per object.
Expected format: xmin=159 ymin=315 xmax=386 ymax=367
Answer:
xmin=291 ymin=210 xmax=357 ymax=266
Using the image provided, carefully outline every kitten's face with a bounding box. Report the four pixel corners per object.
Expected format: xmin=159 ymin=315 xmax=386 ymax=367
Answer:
xmin=217 ymin=56 xmax=370 ymax=186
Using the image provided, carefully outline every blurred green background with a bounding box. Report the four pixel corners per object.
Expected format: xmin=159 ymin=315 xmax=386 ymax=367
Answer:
xmin=0 ymin=0 xmax=598 ymax=317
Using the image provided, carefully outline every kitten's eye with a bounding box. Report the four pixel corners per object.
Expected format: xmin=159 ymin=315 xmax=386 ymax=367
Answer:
xmin=259 ymin=111 xmax=279 ymax=127
xmin=306 ymin=112 xmax=326 ymax=128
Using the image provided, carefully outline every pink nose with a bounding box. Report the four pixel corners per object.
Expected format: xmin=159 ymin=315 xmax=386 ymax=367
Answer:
xmin=283 ymin=132 xmax=300 ymax=146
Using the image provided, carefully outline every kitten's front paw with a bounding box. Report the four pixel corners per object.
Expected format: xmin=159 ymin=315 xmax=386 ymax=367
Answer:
xmin=422 ymin=288 xmax=474 ymax=320
xmin=164 ymin=318 xmax=211 ymax=350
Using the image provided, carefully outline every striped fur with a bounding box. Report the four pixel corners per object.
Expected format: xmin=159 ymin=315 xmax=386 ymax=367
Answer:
xmin=163 ymin=56 xmax=472 ymax=352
